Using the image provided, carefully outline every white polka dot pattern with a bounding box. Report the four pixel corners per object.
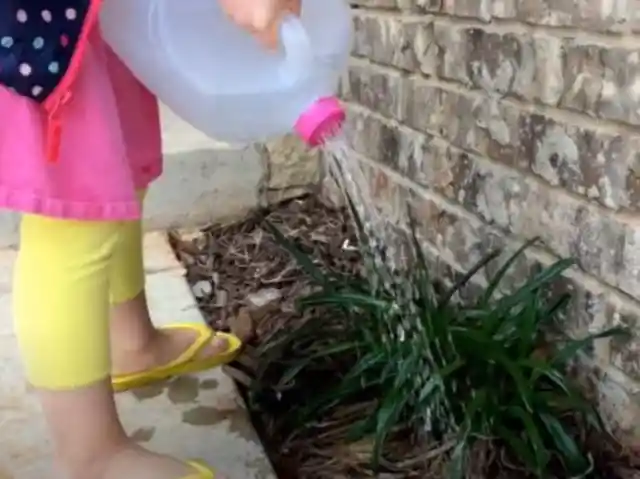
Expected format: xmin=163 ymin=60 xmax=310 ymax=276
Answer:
xmin=19 ymin=63 xmax=32 ymax=76
xmin=0 ymin=2 xmax=90 ymax=102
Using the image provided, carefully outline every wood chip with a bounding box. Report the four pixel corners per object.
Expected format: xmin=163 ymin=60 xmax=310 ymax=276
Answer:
xmin=191 ymin=280 xmax=213 ymax=298
xmin=229 ymin=307 xmax=254 ymax=343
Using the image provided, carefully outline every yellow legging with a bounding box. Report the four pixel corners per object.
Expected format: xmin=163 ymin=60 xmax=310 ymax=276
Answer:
xmin=13 ymin=193 xmax=147 ymax=390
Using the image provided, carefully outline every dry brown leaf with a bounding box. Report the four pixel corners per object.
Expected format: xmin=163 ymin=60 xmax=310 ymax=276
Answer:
xmin=229 ymin=307 xmax=255 ymax=343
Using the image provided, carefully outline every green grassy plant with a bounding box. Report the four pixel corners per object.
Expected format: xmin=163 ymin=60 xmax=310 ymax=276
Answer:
xmin=250 ymin=200 xmax=627 ymax=478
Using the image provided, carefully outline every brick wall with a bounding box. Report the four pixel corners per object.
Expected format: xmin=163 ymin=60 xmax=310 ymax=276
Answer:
xmin=323 ymin=0 xmax=640 ymax=440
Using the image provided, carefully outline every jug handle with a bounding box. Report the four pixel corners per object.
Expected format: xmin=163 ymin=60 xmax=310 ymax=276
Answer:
xmin=278 ymin=15 xmax=313 ymax=83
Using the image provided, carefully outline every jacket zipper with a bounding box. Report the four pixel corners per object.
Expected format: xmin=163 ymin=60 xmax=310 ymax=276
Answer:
xmin=44 ymin=89 xmax=73 ymax=163
xmin=42 ymin=0 xmax=103 ymax=163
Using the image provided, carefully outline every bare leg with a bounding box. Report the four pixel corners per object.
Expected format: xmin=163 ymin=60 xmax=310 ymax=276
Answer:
xmin=107 ymin=210 xmax=228 ymax=377
xmin=110 ymin=291 xmax=228 ymax=377
xmin=39 ymin=381 xmax=193 ymax=479
xmin=14 ymin=214 xmax=221 ymax=479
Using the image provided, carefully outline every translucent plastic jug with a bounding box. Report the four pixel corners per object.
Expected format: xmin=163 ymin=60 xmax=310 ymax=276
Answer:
xmin=100 ymin=0 xmax=352 ymax=146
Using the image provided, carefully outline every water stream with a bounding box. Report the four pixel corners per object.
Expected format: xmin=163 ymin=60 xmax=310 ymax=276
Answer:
xmin=321 ymin=131 xmax=457 ymax=435
xmin=323 ymin=131 xmax=402 ymax=293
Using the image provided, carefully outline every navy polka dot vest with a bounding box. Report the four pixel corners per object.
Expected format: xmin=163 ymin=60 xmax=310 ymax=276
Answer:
xmin=0 ymin=0 xmax=101 ymax=161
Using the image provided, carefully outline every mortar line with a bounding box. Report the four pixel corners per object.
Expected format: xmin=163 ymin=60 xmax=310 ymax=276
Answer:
xmin=343 ymin=101 xmax=640 ymax=224
xmin=348 ymin=56 xmax=640 ymax=136
xmin=352 ymin=7 xmax=640 ymax=43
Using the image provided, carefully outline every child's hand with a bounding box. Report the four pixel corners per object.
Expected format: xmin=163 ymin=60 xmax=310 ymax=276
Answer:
xmin=218 ymin=0 xmax=301 ymax=50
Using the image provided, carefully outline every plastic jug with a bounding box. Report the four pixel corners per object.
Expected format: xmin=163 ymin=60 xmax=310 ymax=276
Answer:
xmin=100 ymin=0 xmax=352 ymax=146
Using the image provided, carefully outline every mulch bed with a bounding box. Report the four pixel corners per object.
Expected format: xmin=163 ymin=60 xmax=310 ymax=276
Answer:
xmin=169 ymin=195 xmax=359 ymax=340
xmin=169 ymin=195 xmax=639 ymax=479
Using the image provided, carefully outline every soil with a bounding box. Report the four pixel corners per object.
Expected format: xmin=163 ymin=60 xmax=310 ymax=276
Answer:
xmin=170 ymin=195 xmax=639 ymax=479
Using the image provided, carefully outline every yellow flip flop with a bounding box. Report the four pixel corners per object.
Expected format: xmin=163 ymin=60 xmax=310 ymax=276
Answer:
xmin=112 ymin=323 xmax=242 ymax=392
xmin=183 ymin=460 xmax=216 ymax=478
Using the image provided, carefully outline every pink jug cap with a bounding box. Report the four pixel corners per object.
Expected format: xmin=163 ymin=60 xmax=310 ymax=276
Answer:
xmin=294 ymin=96 xmax=345 ymax=146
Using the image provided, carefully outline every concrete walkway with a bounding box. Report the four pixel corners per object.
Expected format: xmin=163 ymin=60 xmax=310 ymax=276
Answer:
xmin=0 ymin=233 xmax=275 ymax=479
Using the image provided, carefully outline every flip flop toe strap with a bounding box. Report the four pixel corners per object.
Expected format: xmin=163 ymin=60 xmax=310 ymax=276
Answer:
xmin=184 ymin=460 xmax=216 ymax=478
xmin=160 ymin=324 xmax=215 ymax=369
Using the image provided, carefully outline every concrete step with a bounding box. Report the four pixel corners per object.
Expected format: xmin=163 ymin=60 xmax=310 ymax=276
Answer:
xmin=0 ymin=233 xmax=274 ymax=479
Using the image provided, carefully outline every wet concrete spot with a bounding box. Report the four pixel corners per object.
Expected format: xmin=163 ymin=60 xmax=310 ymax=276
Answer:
xmin=130 ymin=426 xmax=156 ymax=443
xmin=180 ymin=403 xmax=260 ymax=444
xmin=182 ymin=406 xmax=232 ymax=426
xmin=131 ymin=380 xmax=168 ymax=401
xmin=199 ymin=378 xmax=219 ymax=390
xmin=167 ymin=376 xmax=200 ymax=404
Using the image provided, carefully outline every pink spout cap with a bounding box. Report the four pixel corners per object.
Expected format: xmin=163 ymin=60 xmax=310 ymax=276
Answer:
xmin=294 ymin=96 xmax=346 ymax=147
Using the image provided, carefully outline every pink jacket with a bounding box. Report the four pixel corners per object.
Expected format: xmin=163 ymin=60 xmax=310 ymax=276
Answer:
xmin=0 ymin=0 xmax=161 ymax=221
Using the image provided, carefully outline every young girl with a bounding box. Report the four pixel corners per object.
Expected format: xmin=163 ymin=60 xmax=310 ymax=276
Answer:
xmin=5 ymin=0 xmax=299 ymax=477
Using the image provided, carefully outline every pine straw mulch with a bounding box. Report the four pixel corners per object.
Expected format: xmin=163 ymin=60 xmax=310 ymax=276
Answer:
xmin=169 ymin=195 xmax=640 ymax=479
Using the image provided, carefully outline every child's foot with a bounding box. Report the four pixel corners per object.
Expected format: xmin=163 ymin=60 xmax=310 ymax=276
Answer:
xmin=111 ymin=325 xmax=230 ymax=378
xmin=74 ymin=443 xmax=225 ymax=479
